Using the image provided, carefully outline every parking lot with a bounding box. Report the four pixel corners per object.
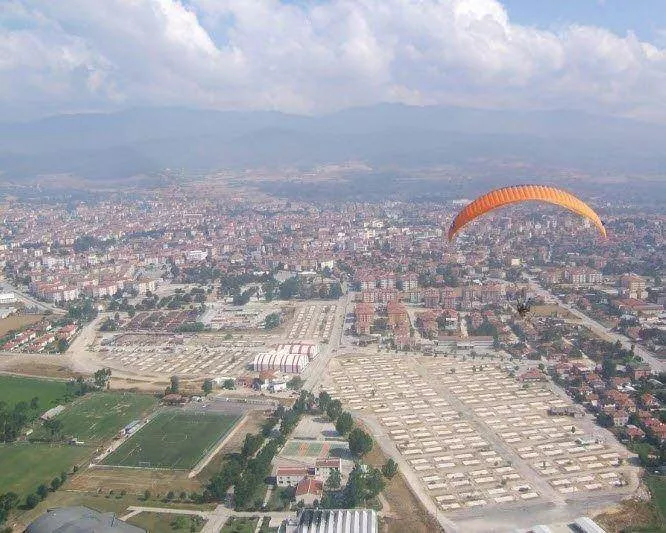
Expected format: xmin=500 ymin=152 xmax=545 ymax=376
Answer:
xmin=323 ymin=354 xmax=636 ymax=516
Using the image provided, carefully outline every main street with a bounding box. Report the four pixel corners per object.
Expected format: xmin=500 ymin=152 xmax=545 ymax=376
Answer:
xmin=526 ymin=277 xmax=665 ymax=374
xmin=301 ymin=291 xmax=353 ymax=391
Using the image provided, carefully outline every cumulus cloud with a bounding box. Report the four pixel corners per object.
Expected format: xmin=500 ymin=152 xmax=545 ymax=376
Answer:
xmin=1 ymin=0 xmax=666 ymax=120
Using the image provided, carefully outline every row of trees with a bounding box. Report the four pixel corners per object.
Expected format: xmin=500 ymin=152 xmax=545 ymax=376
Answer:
xmin=317 ymin=390 xmax=398 ymax=509
xmin=204 ymin=394 xmax=311 ymax=510
xmin=1 ymin=469 xmax=72 ymax=527
xmin=0 ymin=397 xmax=42 ymax=443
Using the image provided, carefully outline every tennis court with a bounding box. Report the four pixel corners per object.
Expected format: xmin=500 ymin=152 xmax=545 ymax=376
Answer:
xmin=282 ymin=440 xmax=347 ymax=458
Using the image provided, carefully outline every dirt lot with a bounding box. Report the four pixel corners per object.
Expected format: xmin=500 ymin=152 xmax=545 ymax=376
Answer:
xmin=68 ymin=467 xmax=202 ymax=496
xmin=594 ymin=498 xmax=661 ymax=532
xmin=0 ymin=313 xmax=45 ymax=337
xmin=531 ymin=305 xmax=578 ymax=320
xmin=0 ymin=354 xmax=80 ymax=379
xmin=359 ymin=423 xmax=442 ymax=533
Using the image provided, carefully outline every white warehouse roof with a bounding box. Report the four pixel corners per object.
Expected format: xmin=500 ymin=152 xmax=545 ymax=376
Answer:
xmin=252 ymin=352 xmax=308 ymax=374
xmin=276 ymin=342 xmax=320 ymax=359
xmin=296 ymin=509 xmax=377 ymax=533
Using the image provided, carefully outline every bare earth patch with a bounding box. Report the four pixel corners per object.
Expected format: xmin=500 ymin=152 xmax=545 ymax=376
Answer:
xmin=359 ymin=424 xmax=442 ymax=533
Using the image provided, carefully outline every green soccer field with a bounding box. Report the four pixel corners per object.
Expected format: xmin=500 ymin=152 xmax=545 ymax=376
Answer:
xmin=31 ymin=392 xmax=157 ymax=444
xmin=0 ymin=374 xmax=68 ymax=410
xmin=103 ymin=410 xmax=240 ymax=469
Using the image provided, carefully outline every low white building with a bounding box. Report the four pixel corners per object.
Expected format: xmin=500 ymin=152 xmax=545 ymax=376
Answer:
xmin=0 ymin=292 xmax=16 ymax=305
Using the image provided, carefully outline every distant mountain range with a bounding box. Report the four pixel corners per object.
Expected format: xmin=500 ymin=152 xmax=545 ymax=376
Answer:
xmin=0 ymin=104 xmax=664 ymax=180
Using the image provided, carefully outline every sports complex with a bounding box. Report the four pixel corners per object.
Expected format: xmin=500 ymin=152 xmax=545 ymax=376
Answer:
xmin=102 ymin=410 xmax=240 ymax=470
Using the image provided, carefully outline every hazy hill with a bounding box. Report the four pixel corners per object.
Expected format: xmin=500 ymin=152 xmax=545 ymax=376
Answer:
xmin=0 ymin=104 xmax=664 ymax=179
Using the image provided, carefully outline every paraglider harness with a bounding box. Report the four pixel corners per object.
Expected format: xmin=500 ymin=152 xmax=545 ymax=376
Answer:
xmin=516 ymin=297 xmax=533 ymax=318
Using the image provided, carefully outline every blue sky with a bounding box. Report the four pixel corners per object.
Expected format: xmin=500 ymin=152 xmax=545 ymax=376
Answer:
xmin=501 ymin=0 xmax=666 ymax=44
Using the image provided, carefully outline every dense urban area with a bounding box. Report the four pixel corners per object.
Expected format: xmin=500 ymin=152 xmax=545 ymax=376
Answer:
xmin=0 ymin=174 xmax=663 ymax=533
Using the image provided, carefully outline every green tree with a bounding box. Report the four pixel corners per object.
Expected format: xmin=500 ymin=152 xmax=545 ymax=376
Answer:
xmin=326 ymin=399 xmax=342 ymax=421
xmin=325 ymin=469 xmax=341 ymax=490
xmin=287 ymin=376 xmax=303 ymax=390
xmin=25 ymin=493 xmax=40 ymax=509
xmin=44 ymin=419 xmax=63 ymax=442
xmin=93 ymin=368 xmax=111 ymax=388
xmin=318 ymin=391 xmax=331 ymax=413
xmin=170 ymin=375 xmax=180 ymax=394
xmin=335 ymin=412 xmax=354 ymax=436
xmin=50 ymin=477 xmax=62 ymax=491
xmin=0 ymin=492 xmax=19 ymax=511
xmin=202 ymin=379 xmax=213 ymax=395
xmin=171 ymin=516 xmax=188 ymax=530
xmin=222 ymin=379 xmax=235 ymax=390
xmin=348 ymin=428 xmax=373 ymax=457
xmin=36 ymin=484 xmax=49 ymax=500
xmin=381 ymin=458 xmax=399 ymax=479
xmin=264 ymin=312 xmax=281 ymax=330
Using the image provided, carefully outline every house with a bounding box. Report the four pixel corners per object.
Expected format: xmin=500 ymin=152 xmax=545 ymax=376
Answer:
xmin=518 ymin=369 xmax=546 ymax=382
xmin=611 ymin=410 xmax=629 ymax=427
xmin=269 ymin=380 xmax=288 ymax=393
xmin=295 ymin=477 xmax=323 ymax=506
xmin=276 ymin=467 xmax=309 ymax=487
xmin=625 ymin=424 xmax=645 ymax=441
xmin=40 ymin=405 xmax=65 ymax=421
xmin=314 ymin=458 xmax=341 ymax=481
xmin=236 ymin=375 xmax=256 ymax=388
xmin=641 ymin=393 xmax=661 ymax=411
xmin=628 ymin=363 xmax=651 ymax=381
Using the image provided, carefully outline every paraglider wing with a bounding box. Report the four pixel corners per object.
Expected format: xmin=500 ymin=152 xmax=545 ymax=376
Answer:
xmin=447 ymin=185 xmax=607 ymax=241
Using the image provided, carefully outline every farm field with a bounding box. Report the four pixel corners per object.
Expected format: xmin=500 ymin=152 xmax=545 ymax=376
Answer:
xmin=0 ymin=374 xmax=68 ymax=409
xmin=0 ymin=314 xmax=45 ymax=337
xmin=103 ymin=410 xmax=240 ymax=469
xmin=31 ymin=392 xmax=157 ymax=443
xmin=0 ymin=443 xmax=89 ymax=498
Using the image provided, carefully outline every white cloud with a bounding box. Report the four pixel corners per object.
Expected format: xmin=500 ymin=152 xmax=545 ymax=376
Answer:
xmin=1 ymin=0 xmax=666 ymax=120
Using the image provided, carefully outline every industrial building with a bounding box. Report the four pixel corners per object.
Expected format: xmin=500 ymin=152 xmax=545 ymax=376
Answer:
xmin=276 ymin=341 xmax=320 ymax=360
xmin=26 ymin=506 xmax=145 ymax=533
xmin=289 ymin=509 xmax=378 ymax=533
xmin=252 ymin=352 xmax=309 ymax=373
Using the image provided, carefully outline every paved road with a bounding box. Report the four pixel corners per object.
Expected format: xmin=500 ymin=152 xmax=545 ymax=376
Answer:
xmin=526 ymin=277 xmax=665 ymax=373
xmin=0 ymin=278 xmax=65 ymax=314
xmin=301 ymin=292 xmax=353 ymax=391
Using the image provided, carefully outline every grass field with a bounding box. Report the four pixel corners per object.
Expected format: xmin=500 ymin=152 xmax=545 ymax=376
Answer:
xmin=127 ymin=512 xmax=206 ymax=533
xmin=220 ymin=517 xmax=259 ymax=533
xmin=0 ymin=443 xmax=89 ymax=497
xmin=646 ymin=476 xmax=666 ymax=527
xmin=31 ymin=392 xmax=157 ymax=444
xmin=103 ymin=411 xmax=240 ymax=469
xmin=0 ymin=374 xmax=68 ymax=410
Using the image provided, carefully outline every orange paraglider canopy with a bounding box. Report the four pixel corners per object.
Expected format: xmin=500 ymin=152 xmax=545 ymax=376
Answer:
xmin=448 ymin=184 xmax=606 ymax=241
